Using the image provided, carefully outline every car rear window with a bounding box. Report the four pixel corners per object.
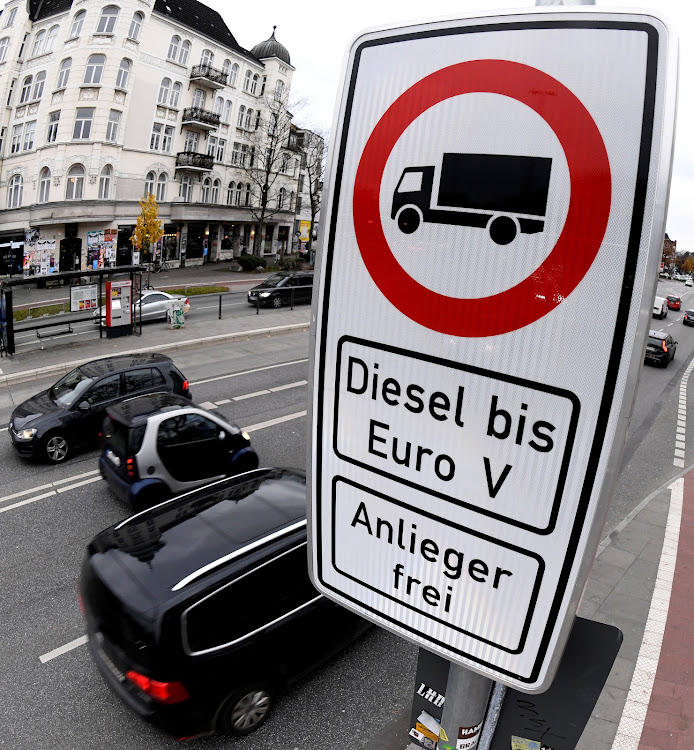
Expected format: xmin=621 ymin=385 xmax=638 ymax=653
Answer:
xmin=668 ymin=296 xmax=679 ymax=302
xmin=648 ymin=336 xmax=664 ymax=346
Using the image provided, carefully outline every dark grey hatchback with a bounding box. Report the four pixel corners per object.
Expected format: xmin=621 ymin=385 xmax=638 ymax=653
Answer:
xmin=247 ymin=271 xmax=313 ymax=308
xmin=79 ymin=468 xmax=369 ymax=739
xmin=9 ymin=354 xmax=190 ymax=463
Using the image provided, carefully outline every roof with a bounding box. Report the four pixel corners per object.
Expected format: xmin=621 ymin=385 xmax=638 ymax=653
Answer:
xmin=79 ymin=353 xmax=172 ymax=377
xmin=152 ymin=0 xmax=247 ymax=56
xmin=29 ymin=0 xmax=73 ymax=22
xmin=250 ymin=26 xmax=290 ymax=64
xmin=107 ymin=393 xmax=191 ymax=424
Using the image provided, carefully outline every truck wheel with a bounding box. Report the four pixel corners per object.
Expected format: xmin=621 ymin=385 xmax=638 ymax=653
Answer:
xmin=489 ymin=216 xmax=517 ymax=245
xmin=397 ymin=207 xmax=421 ymax=234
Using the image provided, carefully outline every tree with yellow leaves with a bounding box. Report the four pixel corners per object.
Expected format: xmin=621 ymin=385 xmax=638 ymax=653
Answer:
xmin=130 ymin=193 xmax=164 ymax=258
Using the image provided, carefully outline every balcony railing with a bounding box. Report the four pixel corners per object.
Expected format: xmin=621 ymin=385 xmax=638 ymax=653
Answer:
xmin=182 ymin=107 xmax=221 ymax=130
xmin=176 ymin=151 xmax=214 ymax=171
xmin=190 ymin=63 xmax=228 ymax=89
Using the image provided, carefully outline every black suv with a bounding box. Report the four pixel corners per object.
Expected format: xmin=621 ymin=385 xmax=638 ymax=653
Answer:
xmin=9 ymin=354 xmax=190 ymax=463
xmin=80 ymin=468 xmax=369 ymax=739
xmin=644 ymin=330 xmax=677 ymax=367
xmin=100 ymin=393 xmax=258 ymax=509
xmin=247 ymin=271 xmax=313 ymax=308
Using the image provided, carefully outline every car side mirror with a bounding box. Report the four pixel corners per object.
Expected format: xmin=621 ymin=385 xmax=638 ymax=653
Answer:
xmin=78 ymin=400 xmax=90 ymax=411
xmin=218 ymin=430 xmax=226 ymax=440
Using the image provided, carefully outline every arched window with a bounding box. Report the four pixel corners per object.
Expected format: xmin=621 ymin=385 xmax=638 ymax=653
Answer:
xmin=200 ymin=49 xmax=213 ymax=66
xmin=213 ymin=97 xmax=223 ymax=116
xmin=167 ymin=35 xmax=180 ymax=61
xmin=0 ymin=37 xmax=9 ymax=63
xmin=144 ymin=171 xmax=155 ymax=196
xmin=116 ymin=58 xmax=130 ymax=89
xmin=237 ymin=105 xmax=245 ymax=128
xmin=69 ymin=10 xmax=85 ymax=39
xmin=235 ymin=182 xmax=242 ymax=205
xmin=31 ymin=30 xmax=46 ymax=57
xmin=57 ymin=58 xmax=71 ymax=88
xmin=98 ymin=165 xmax=112 ymax=199
xmin=251 ymin=74 xmax=259 ymax=95
xmin=65 ymin=165 xmax=84 ymax=200
xmin=8 ymin=175 xmax=22 ymax=208
xmin=192 ymin=88 xmax=205 ymax=108
xmin=245 ymin=183 xmax=251 ymax=206
xmin=5 ymin=7 xmax=17 ymax=27
xmin=290 ymin=190 xmax=295 ymax=210
xmin=222 ymin=59 xmax=230 ymax=75
xmin=201 ymin=177 xmax=211 ymax=203
xmin=20 ymin=76 xmax=33 ymax=104
xmin=179 ymin=174 xmax=192 ymax=201
xmin=278 ymin=187 xmax=286 ymax=209
xmin=84 ymin=54 xmax=105 ymax=84
xmin=274 ymin=79 xmax=284 ymax=101
xmin=97 ymin=6 xmax=119 ymax=34
xmin=227 ymin=181 xmax=235 ymax=205
xmin=158 ymin=78 xmax=171 ymax=105
xmin=38 ymin=167 xmax=51 ymax=203
xmin=128 ymin=11 xmax=143 ymax=40
xmin=179 ymin=40 xmax=190 ymax=65
xmin=32 ymin=71 xmax=46 ymax=100
xmin=244 ymin=108 xmax=253 ymax=130
xmin=229 ymin=63 xmax=239 ymax=86
xmin=223 ymin=99 xmax=232 ymax=123
xmin=212 ymin=179 xmax=220 ymax=203
xmin=44 ymin=25 xmax=59 ymax=53
xmin=243 ymin=70 xmax=252 ymax=92
xmin=156 ymin=173 xmax=167 ymax=202
xmin=170 ymin=82 xmax=181 ymax=108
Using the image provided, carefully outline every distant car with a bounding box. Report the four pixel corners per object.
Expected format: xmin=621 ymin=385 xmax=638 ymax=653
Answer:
xmin=667 ymin=295 xmax=681 ymax=310
xmin=100 ymin=393 xmax=258 ymax=509
xmin=644 ymin=330 xmax=677 ymax=367
xmin=247 ymin=271 xmax=313 ymax=308
xmin=80 ymin=468 xmax=370 ymax=739
xmin=683 ymin=310 xmax=694 ymax=326
xmin=9 ymin=355 xmax=190 ymax=463
xmin=94 ymin=290 xmax=190 ymax=324
xmin=686 ymin=279 xmax=693 ymax=287
xmin=653 ymin=297 xmax=668 ymax=319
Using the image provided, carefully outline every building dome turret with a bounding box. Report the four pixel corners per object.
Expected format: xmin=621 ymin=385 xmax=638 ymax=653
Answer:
xmin=250 ymin=26 xmax=290 ymax=65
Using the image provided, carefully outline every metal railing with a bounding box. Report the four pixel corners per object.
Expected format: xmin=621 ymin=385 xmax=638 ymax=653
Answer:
xmin=175 ymin=151 xmax=214 ymax=170
xmin=182 ymin=107 xmax=221 ymax=128
xmin=190 ymin=63 xmax=228 ymax=86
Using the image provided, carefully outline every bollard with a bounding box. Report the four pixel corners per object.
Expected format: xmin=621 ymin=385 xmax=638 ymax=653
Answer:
xmin=219 ymin=294 xmax=222 ymax=320
xmin=291 ymin=286 xmax=294 ymax=310
xmin=256 ymin=295 xmax=260 ymax=314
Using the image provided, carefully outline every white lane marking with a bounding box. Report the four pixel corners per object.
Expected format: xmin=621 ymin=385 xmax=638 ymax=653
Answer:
xmin=232 ymin=380 xmax=307 ymax=402
xmin=234 ymin=389 xmax=271 ymax=401
xmin=674 ymin=458 xmax=685 ymax=468
xmin=52 ymin=470 xmax=100 ymax=487
xmin=0 ymin=367 xmax=3 ymax=375
xmin=676 ymin=441 xmax=686 ymax=450
xmin=56 ymin=476 xmax=102 ymax=493
xmin=39 ymin=635 xmax=88 ymax=664
xmin=215 ymin=399 xmax=231 ymax=405
xmin=270 ymin=380 xmax=308 ymax=392
xmin=0 ymin=484 xmax=54 ymax=506
xmin=190 ymin=358 xmax=308 ymax=386
xmin=612 ymin=478 xmax=683 ymax=748
xmin=0 ymin=490 xmax=56 ymax=514
xmin=243 ymin=410 xmax=307 ymax=433
xmin=198 ymin=401 xmax=218 ymax=410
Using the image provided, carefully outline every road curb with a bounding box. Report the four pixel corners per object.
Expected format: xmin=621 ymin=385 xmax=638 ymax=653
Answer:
xmin=0 ymin=322 xmax=310 ymax=387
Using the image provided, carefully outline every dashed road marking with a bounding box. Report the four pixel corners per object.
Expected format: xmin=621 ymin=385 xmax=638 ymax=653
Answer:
xmin=198 ymin=401 xmax=218 ymax=410
xmin=39 ymin=635 xmax=88 ymax=664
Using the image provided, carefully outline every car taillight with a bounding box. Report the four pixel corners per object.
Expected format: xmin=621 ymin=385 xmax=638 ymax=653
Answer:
xmin=126 ymin=457 xmax=137 ymax=479
xmin=662 ymin=340 xmax=668 ymax=352
xmin=125 ymin=670 xmax=191 ymax=704
xmin=182 ymin=380 xmax=189 ymax=392
xmin=184 ymin=298 xmax=189 ymax=307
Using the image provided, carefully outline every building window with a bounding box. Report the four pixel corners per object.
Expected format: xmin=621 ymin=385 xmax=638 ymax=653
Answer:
xmin=99 ymin=164 xmax=112 ymax=199
xmin=213 ymin=96 xmax=223 ymax=116
xmin=10 ymin=124 xmax=21 ymax=153
xmin=200 ymin=48 xmax=213 ymax=66
xmin=235 ymin=182 xmax=242 ymax=205
xmin=84 ymin=54 xmax=105 ymax=84
xmin=245 ymin=183 xmax=250 ymax=206
xmin=229 ymin=63 xmax=239 ymax=86
xmin=96 ymin=6 xmax=118 ymax=34
xmin=17 ymin=32 xmax=28 ymax=59
xmin=22 ymin=120 xmax=36 ymax=150
xmin=158 ymin=78 xmax=170 ymax=104
xmin=183 ymin=130 xmax=198 ymax=152
xmin=7 ymin=174 xmax=22 ymax=207
xmin=39 ymin=167 xmax=51 ymax=202
xmin=73 ymin=108 xmax=94 ymax=140
xmin=223 ymin=99 xmax=232 ymax=123
xmin=156 ymin=173 xmax=167 ymax=202
xmin=227 ymin=181 xmax=234 ymax=205
xmin=32 ymin=71 xmax=46 ymax=100
xmin=222 ymin=59 xmax=230 ymax=75
xmin=244 ymin=108 xmax=253 ymax=130
xmin=278 ymin=187 xmax=286 ymax=209
xmin=128 ymin=11 xmax=143 ymax=40
xmin=106 ymin=109 xmax=120 ymax=142
xmin=201 ymin=177 xmax=210 ymax=202
xmin=0 ymin=127 xmax=6 ymax=155
xmin=167 ymin=35 xmax=179 ymax=61
xmin=116 ymin=58 xmax=130 ymax=89
xmin=275 ymin=79 xmax=284 ymax=101
xmin=243 ymin=70 xmax=252 ymax=92
xmin=179 ymin=40 xmax=190 ymax=65
xmin=144 ymin=171 xmax=155 ymax=196
xmin=251 ymin=74 xmax=258 ymax=95
xmin=206 ymin=136 xmax=216 ymax=158
xmin=69 ymin=10 xmax=85 ymax=39
xmin=170 ymin=82 xmax=181 ymax=108
xmin=6 ymin=78 xmax=15 ymax=106
xmin=298 ymin=174 xmax=304 ymax=193
xmin=57 ymin=58 xmax=71 ymax=89
xmin=45 ymin=25 xmax=59 ymax=52
xmin=216 ymin=138 xmax=225 ymax=162
xmin=31 ymin=30 xmax=46 ymax=57
xmin=289 ymin=190 xmax=294 ymax=210
xmin=5 ymin=7 xmax=17 ymax=27
xmin=260 ymin=75 xmax=266 ymax=96
xmin=281 ymin=153 xmax=289 ymax=172
xmin=65 ymin=164 xmax=84 ymax=200
xmin=179 ymin=175 xmax=192 ymax=202
xmin=20 ymin=75 xmax=33 ymax=104
xmin=150 ymin=122 xmax=162 ymax=150
xmin=192 ymin=88 xmax=205 ymax=109
xmin=0 ymin=37 xmax=9 ymax=63
xmin=46 ymin=111 xmax=59 ymax=142
xmin=161 ymin=125 xmax=174 ymax=153
xmin=212 ymin=179 xmax=220 ymax=203
xmin=296 ymin=196 xmax=302 ymax=213
xmin=237 ymin=105 xmax=245 ymax=128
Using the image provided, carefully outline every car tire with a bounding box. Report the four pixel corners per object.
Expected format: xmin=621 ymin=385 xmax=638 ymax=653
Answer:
xmin=272 ymin=296 xmax=282 ymax=309
xmin=44 ymin=433 xmax=69 ymax=463
xmin=229 ymin=451 xmax=259 ymax=477
xmin=219 ymin=685 xmax=273 ymax=736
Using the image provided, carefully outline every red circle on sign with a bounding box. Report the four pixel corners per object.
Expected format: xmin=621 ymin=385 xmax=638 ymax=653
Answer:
xmin=353 ymin=59 xmax=611 ymax=337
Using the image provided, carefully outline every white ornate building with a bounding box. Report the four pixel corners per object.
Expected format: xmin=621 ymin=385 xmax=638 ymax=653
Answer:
xmin=0 ymin=0 xmax=302 ymax=272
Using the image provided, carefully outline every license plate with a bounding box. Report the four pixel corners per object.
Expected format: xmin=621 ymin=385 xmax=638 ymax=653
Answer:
xmin=106 ymin=449 xmax=121 ymax=467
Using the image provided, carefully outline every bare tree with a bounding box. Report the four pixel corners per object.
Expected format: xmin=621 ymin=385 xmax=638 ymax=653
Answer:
xmin=299 ymin=128 xmax=327 ymax=256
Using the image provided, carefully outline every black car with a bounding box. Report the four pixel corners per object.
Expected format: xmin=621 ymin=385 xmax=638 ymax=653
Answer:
xmin=683 ymin=309 xmax=694 ymax=326
xmin=644 ymin=330 xmax=677 ymax=367
xmin=247 ymin=271 xmax=313 ymax=308
xmin=100 ymin=393 xmax=258 ymax=509
xmin=80 ymin=468 xmax=369 ymax=739
xmin=9 ymin=354 xmax=191 ymax=463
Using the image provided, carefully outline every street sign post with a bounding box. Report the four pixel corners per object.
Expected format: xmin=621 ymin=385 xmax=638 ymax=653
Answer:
xmin=308 ymin=8 xmax=677 ymax=692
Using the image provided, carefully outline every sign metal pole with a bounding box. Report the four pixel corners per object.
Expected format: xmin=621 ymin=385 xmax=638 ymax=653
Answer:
xmin=438 ymin=668 xmax=493 ymax=750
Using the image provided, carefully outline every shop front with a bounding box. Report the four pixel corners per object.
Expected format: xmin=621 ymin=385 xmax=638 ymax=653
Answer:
xmin=0 ymin=233 xmax=25 ymax=276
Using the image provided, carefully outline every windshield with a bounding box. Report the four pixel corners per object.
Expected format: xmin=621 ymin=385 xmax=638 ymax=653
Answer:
xmin=261 ymin=274 xmax=286 ymax=288
xmin=49 ymin=368 xmax=95 ymax=408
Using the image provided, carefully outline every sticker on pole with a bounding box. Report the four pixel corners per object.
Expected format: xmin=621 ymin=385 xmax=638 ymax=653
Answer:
xmin=308 ymin=9 xmax=677 ymax=692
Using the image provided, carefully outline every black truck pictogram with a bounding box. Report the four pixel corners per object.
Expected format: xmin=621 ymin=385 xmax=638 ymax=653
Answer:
xmin=391 ymin=153 xmax=552 ymax=245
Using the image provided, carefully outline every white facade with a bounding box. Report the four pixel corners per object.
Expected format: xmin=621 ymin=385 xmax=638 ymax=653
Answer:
xmin=0 ymin=0 xmax=300 ymax=272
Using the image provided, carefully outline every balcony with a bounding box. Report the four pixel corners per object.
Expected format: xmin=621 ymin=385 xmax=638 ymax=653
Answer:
xmin=190 ymin=63 xmax=228 ymax=90
xmin=182 ymin=107 xmax=220 ymax=131
xmin=176 ymin=151 xmax=214 ymax=171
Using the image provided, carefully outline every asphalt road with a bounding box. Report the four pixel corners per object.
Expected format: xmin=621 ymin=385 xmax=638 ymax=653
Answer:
xmin=0 ymin=284 xmax=692 ymax=749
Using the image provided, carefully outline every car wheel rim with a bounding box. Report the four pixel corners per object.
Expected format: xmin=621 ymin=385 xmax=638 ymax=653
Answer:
xmin=47 ymin=436 xmax=68 ymax=461
xmin=230 ymin=690 xmax=271 ymax=731
xmin=272 ymin=297 xmax=281 ymax=308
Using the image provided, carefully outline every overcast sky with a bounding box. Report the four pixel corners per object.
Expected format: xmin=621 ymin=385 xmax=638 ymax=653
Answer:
xmin=209 ymin=0 xmax=692 ymax=252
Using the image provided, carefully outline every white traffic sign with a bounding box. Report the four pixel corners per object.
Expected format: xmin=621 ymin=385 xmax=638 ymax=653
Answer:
xmin=308 ymin=8 xmax=677 ymax=691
